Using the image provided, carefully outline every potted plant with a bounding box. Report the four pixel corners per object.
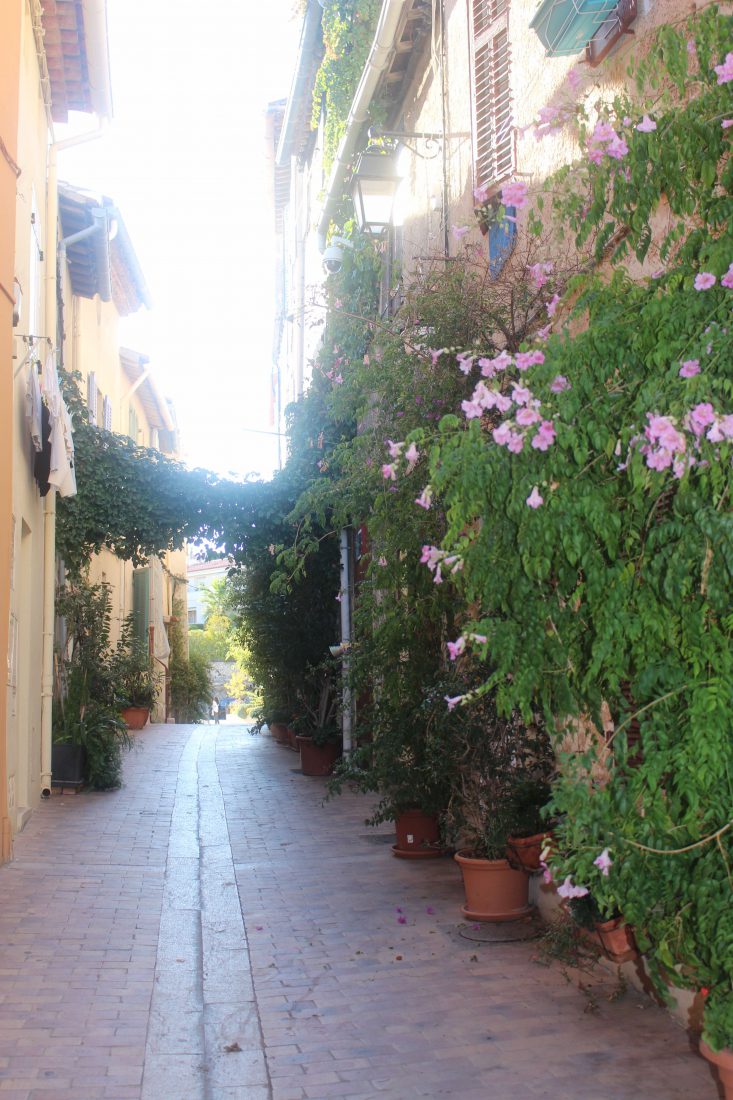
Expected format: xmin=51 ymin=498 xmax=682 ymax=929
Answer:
xmin=330 ymin=689 xmax=457 ymax=858
xmin=445 ymin=690 xmax=553 ymax=922
xmin=111 ymin=622 xmax=158 ymax=729
xmin=562 ymin=892 xmax=638 ymax=965
xmin=54 ymin=578 xmax=135 ymax=789
xmin=292 ymin=663 xmax=342 ymax=776
xmin=505 ymin=775 xmax=555 ymax=871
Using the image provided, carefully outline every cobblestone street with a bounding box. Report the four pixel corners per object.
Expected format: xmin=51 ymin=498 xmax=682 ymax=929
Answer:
xmin=0 ymin=723 xmax=719 ymax=1099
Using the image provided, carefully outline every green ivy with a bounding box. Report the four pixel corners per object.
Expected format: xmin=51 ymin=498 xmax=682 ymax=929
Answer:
xmin=311 ymin=0 xmax=382 ymax=175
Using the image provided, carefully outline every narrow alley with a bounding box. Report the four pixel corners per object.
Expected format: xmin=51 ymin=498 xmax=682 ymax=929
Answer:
xmin=0 ymin=723 xmax=718 ymax=1100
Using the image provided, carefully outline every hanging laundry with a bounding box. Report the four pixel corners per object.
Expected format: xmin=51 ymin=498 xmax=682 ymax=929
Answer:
xmin=41 ymin=352 xmax=77 ymax=499
xmin=25 ymin=360 xmax=43 ymax=452
xmin=33 ymin=403 xmax=52 ymax=496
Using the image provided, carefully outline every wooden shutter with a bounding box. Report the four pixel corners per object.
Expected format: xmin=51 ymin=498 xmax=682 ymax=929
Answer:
xmin=488 ymin=206 xmax=517 ymax=276
xmin=86 ymin=372 xmax=97 ymax=425
xmin=103 ymin=395 xmax=112 ymax=431
xmin=132 ymin=568 xmax=150 ymax=645
xmin=128 ymin=406 xmax=139 ymax=442
xmin=472 ymin=0 xmax=513 ymax=191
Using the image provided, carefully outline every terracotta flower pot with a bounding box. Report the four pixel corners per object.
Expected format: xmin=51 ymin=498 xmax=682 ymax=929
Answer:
xmin=120 ymin=706 xmax=149 ymax=731
xmin=296 ymin=736 xmax=341 ymax=776
xmin=269 ymin=722 xmax=289 ymax=744
xmin=454 ymin=851 xmax=532 ymax=923
xmin=700 ymin=1040 xmax=733 ymax=1099
xmin=506 ymin=831 xmax=551 ymax=871
xmin=392 ymin=810 xmax=443 ymax=859
xmin=594 ymin=916 xmax=638 ymax=963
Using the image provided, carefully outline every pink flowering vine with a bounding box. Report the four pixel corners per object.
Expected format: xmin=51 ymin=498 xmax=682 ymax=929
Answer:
xmin=694 ymin=272 xmax=716 ymax=291
xmin=528 ymin=261 xmax=553 ymax=289
xmin=500 ymin=180 xmax=529 ymax=209
xmin=714 ymin=51 xmax=733 ymax=83
xmin=415 ymin=486 xmax=433 ymax=510
xmin=556 ymin=877 xmax=589 ymax=899
xmin=515 ymin=350 xmax=545 ymax=371
xmin=405 ymin=442 xmax=419 ymax=466
xmin=593 ymin=848 xmax=613 ymax=876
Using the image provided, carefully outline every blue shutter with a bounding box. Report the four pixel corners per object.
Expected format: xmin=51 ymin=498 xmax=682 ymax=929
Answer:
xmin=488 ymin=205 xmax=516 ymax=277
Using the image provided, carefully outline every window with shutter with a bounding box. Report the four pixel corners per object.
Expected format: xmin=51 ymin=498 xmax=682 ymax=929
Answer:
xmin=472 ymin=0 xmax=513 ymax=192
xmin=103 ymin=395 xmax=113 ymax=431
xmin=86 ymin=372 xmax=98 ymax=426
xmin=128 ymin=406 xmax=138 ymax=443
xmin=132 ymin=568 xmax=150 ymax=645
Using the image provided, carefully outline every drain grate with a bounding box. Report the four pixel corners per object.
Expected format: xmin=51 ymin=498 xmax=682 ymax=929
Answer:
xmin=457 ymin=918 xmax=541 ymax=944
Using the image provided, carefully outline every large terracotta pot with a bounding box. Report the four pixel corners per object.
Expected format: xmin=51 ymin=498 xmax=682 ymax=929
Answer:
xmin=287 ymin=726 xmax=299 ymax=751
xmin=393 ymin=810 xmax=443 ymax=859
xmin=700 ymin=1040 xmax=733 ymax=1099
xmin=594 ymin=917 xmax=638 ymax=963
xmin=454 ymin=851 xmax=531 ymax=922
xmin=506 ymin=831 xmax=551 ymax=871
xmin=269 ymin=722 xmax=289 ymax=744
xmin=297 ymin=736 xmax=341 ymax=776
xmin=120 ymin=706 xmax=149 ymax=731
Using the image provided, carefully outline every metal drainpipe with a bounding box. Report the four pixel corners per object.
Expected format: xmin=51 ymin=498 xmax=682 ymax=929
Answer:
xmin=339 ymin=528 xmax=353 ymax=755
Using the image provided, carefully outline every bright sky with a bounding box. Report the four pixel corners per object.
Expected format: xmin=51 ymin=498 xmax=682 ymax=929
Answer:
xmin=58 ymin=0 xmax=303 ymax=481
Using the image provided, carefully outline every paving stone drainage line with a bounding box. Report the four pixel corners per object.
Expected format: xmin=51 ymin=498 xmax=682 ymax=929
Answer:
xmin=142 ymin=727 xmax=271 ymax=1100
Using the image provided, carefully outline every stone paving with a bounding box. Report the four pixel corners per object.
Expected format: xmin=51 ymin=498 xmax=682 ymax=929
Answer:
xmin=0 ymin=721 xmax=720 ymax=1100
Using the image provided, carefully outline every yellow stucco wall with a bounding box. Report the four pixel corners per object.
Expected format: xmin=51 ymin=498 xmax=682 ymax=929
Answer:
xmin=64 ymin=286 xmax=185 ymax=722
xmin=6 ymin=0 xmax=54 ymax=838
xmin=0 ymin=0 xmax=23 ymax=862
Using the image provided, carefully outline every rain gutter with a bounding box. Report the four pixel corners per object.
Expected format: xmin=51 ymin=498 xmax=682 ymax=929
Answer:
xmin=276 ymin=0 xmax=325 ymax=168
xmin=315 ymin=0 xmax=409 ymax=252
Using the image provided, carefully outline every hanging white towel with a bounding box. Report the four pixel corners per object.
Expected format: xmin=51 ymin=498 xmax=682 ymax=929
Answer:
xmin=42 ymin=352 xmax=77 ymax=498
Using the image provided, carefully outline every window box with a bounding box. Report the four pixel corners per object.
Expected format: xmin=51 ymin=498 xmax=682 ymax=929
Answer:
xmin=529 ymin=0 xmax=621 ymax=57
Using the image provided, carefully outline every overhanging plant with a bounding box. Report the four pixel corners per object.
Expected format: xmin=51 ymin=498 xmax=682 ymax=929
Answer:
xmin=412 ymin=7 xmax=733 ymax=1053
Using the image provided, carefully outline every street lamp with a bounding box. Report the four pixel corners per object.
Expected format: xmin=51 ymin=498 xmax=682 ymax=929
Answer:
xmin=349 ymin=145 xmax=402 ymax=236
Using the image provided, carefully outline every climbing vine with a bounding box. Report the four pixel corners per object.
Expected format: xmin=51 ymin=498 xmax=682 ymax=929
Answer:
xmin=311 ymin=0 xmax=382 ymax=174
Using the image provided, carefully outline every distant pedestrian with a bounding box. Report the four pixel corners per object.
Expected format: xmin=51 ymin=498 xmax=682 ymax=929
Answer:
xmin=212 ymin=697 xmax=220 ymax=725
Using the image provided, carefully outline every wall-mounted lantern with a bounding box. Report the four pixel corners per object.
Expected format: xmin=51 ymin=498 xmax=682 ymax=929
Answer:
xmin=349 ymin=145 xmax=403 ymax=237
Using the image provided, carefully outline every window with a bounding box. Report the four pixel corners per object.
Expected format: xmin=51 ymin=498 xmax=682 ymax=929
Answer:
xmin=87 ymin=372 xmax=98 ymax=426
xmin=472 ymin=0 xmax=513 ymax=191
xmin=128 ymin=406 xmax=139 ymax=443
xmin=188 ymin=608 xmax=197 ymax=625
xmin=102 ymin=395 xmax=113 ymax=431
xmin=132 ymin=568 xmax=150 ymax=644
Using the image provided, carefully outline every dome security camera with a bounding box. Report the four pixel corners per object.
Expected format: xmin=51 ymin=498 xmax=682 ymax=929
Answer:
xmin=321 ymin=236 xmax=354 ymax=276
xmin=323 ymin=244 xmax=345 ymax=275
